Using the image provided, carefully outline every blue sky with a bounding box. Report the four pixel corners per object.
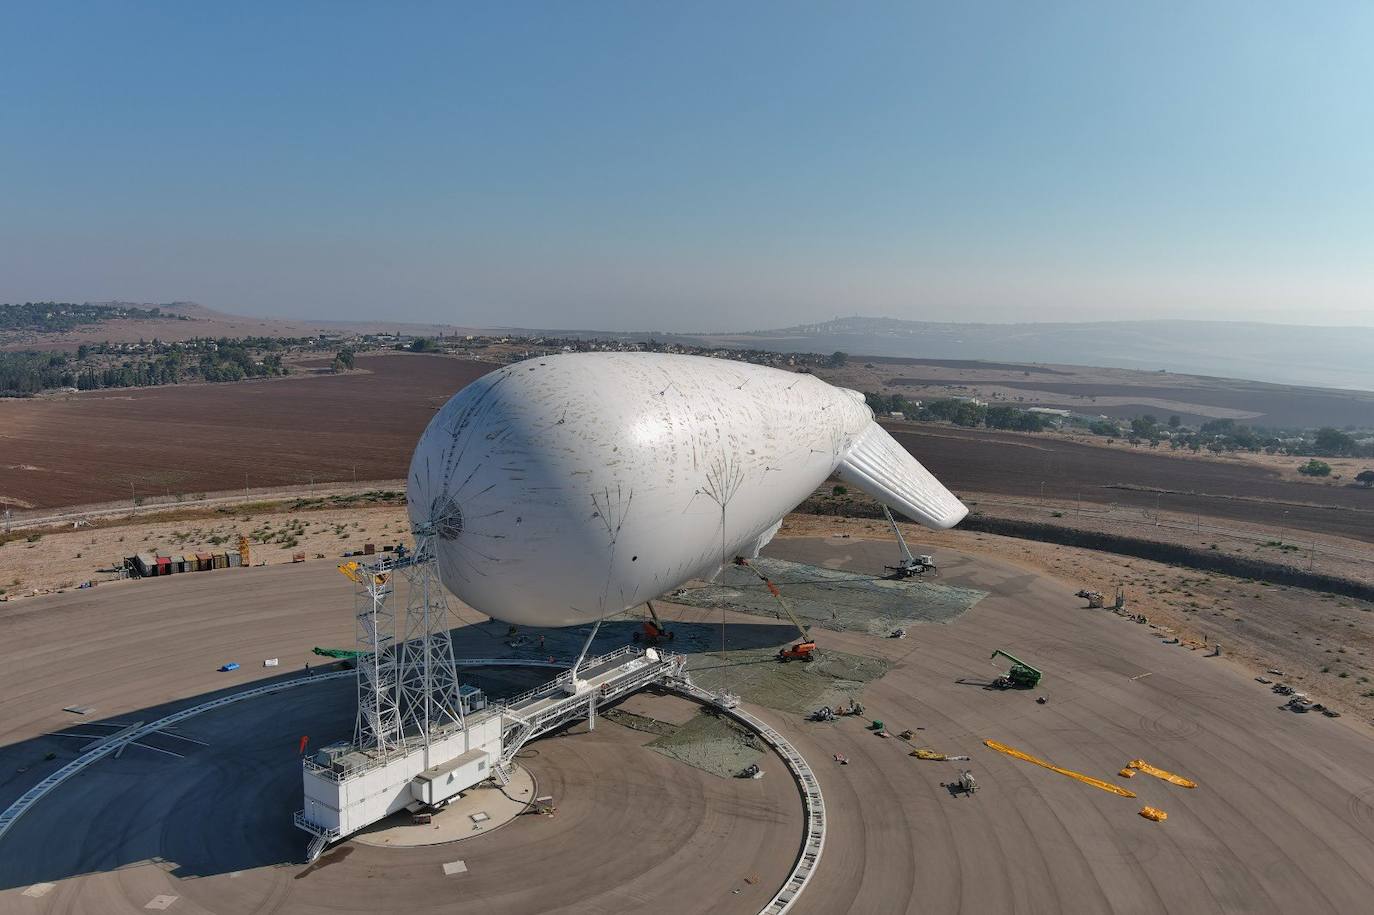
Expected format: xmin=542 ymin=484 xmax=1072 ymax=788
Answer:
xmin=3 ymin=2 xmax=1373 ymax=330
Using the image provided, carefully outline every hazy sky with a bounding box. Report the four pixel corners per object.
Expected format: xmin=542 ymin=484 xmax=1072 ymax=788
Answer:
xmin=3 ymin=2 xmax=1373 ymax=331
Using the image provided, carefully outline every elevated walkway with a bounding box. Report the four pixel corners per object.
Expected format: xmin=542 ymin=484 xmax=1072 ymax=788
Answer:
xmin=666 ymin=680 xmax=826 ymax=915
xmin=494 ymin=646 xmax=684 ymax=780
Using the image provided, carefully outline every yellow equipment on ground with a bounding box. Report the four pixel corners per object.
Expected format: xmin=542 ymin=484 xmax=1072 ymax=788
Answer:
xmin=1139 ymin=806 xmax=1168 ymax=822
xmin=983 ymin=739 xmax=1136 ymax=798
xmin=1124 ymin=759 xmax=1197 ymax=789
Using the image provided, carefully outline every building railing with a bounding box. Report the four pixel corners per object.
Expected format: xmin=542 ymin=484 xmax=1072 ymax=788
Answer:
xmin=293 ymin=809 xmax=342 ymax=840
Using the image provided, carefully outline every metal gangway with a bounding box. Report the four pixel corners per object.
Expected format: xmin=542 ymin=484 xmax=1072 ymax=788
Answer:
xmin=492 ymin=645 xmax=683 ymax=784
xmin=667 ymin=679 xmax=827 ymax=915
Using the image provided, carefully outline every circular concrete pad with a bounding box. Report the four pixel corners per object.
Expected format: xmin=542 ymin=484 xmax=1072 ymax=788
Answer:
xmin=353 ymin=764 xmax=536 ymax=847
xmin=8 ymin=547 xmax=1374 ymax=913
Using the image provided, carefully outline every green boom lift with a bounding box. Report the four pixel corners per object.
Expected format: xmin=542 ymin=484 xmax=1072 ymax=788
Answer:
xmin=989 ymin=649 xmax=1042 ymax=689
xmin=312 ymin=646 xmax=363 ymax=660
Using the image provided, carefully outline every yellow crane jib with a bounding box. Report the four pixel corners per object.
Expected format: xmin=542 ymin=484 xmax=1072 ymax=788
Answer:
xmin=983 ymin=739 xmax=1137 ymax=798
xmin=337 ymin=561 xmax=389 ymax=587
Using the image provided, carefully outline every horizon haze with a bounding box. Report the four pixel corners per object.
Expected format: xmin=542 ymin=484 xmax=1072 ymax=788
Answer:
xmin=4 ymin=2 xmax=1374 ymax=331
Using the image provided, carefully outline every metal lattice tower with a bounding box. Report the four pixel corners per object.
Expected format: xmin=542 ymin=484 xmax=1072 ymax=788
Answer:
xmin=352 ymin=560 xmax=401 ymax=751
xmin=395 ymin=529 xmax=465 ymax=742
xmin=347 ymin=524 xmax=466 ymax=753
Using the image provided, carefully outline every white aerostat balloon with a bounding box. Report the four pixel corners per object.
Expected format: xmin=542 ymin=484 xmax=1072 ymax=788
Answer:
xmin=407 ymin=352 xmax=966 ymax=627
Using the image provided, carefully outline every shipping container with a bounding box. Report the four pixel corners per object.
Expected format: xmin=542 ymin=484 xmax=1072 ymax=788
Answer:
xmin=195 ymin=552 xmax=213 ymax=572
xmin=135 ymin=553 xmax=158 ymax=577
xmin=156 ymin=555 xmax=172 ymax=575
xmin=212 ymin=553 xmax=227 ymax=570
xmin=227 ymin=552 xmax=242 ymax=568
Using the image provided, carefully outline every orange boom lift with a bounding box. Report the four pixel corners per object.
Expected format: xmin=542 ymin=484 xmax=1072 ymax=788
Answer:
xmin=733 ymin=556 xmax=816 ymax=662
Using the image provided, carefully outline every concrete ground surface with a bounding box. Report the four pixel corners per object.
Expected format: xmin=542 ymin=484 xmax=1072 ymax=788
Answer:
xmin=352 ymin=764 xmax=536 ymax=848
xmin=2 ymin=536 xmax=1374 ymax=913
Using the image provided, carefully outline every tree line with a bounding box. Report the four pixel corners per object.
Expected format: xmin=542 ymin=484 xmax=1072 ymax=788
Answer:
xmin=0 ymin=340 xmax=288 ymax=397
xmin=0 ymin=301 xmax=170 ymax=333
xmin=864 ymin=392 xmax=1051 ymax=432
xmin=1087 ymin=415 xmax=1373 ymax=458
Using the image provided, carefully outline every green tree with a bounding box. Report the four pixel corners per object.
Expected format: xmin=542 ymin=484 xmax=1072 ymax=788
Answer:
xmin=1298 ymin=459 xmax=1332 ymax=477
xmin=1356 ymin=470 xmax=1374 ymax=488
xmin=1130 ymin=415 xmax=1159 ymax=438
xmin=1314 ymin=427 xmax=1357 ymax=457
xmin=827 ymin=351 xmax=849 ymax=367
xmin=1168 ymin=415 xmax=1181 ymax=429
xmin=1088 ymin=419 xmax=1119 ymax=437
xmin=985 ymin=405 xmax=1047 ymax=432
xmin=925 ymin=398 xmax=986 ymax=427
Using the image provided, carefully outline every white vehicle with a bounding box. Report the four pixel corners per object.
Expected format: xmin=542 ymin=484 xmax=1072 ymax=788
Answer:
xmin=408 ymin=352 xmax=966 ymax=627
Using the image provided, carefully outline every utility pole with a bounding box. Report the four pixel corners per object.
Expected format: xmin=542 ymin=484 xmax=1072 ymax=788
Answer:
xmin=244 ymin=471 xmax=249 ymax=503
xmin=130 ymin=481 xmax=136 ymax=511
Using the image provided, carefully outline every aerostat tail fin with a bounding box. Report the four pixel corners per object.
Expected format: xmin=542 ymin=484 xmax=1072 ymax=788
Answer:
xmin=836 ymin=423 xmax=968 ymax=530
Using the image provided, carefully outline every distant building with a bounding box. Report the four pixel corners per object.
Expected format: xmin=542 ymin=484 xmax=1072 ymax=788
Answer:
xmin=1027 ymin=407 xmax=1072 ymax=418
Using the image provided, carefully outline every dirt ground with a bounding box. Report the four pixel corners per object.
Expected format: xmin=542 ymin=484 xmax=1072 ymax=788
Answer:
xmin=8 ymin=498 xmax=1374 ymax=726
xmin=0 ymin=501 xmax=411 ymax=598
xmin=6 ymin=538 xmax=1374 ymax=913
xmin=1039 ymin=429 xmax=1374 ymax=486
xmin=0 ymin=353 xmax=492 ymax=509
xmin=779 ymin=514 xmax=1374 ymax=723
xmin=885 ymin=424 xmax=1374 ymax=543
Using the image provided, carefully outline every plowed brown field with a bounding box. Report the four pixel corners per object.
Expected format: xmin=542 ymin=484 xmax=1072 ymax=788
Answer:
xmin=4 ymin=355 xmax=1371 ymax=546
xmin=0 ymin=354 xmax=492 ymax=509
xmin=890 ymin=424 xmax=1374 ymax=543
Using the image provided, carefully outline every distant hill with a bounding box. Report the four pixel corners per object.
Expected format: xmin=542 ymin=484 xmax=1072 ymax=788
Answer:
xmin=0 ymin=300 xmax=474 ymax=352
xmin=692 ymin=317 xmax=1374 ymax=393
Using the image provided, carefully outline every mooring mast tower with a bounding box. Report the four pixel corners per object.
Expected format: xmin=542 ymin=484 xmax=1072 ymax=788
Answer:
xmin=348 ymin=524 xmax=465 ymax=751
